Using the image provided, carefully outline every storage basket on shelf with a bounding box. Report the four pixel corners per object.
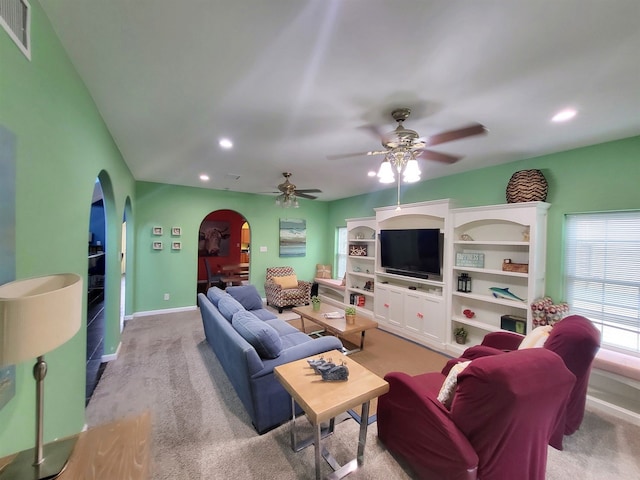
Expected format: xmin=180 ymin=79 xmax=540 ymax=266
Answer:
xmin=506 ymin=169 xmax=548 ymax=203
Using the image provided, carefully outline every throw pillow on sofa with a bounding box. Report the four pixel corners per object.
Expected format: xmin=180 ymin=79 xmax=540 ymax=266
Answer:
xmin=518 ymin=325 xmax=553 ymax=349
xmin=218 ymin=296 xmax=245 ymax=321
xmin=207 ymin=286 xmax=230 ymax=307
xmin=232 ymin=310 xmax=282 ymax=359
xmin=437 ymin=360 xmax=472 ymax=409
xmin=226 ymin=285 xmax=264 ymax=311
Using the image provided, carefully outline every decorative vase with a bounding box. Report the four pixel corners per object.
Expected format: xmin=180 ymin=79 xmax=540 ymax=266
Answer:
xmin=345 ymin=314 xmax=356 ymax=324
xmin=506 ymin=169 xmax=548 ymax=203
xmin=312 ymin=302 xmax=321 ymax=312
xmin=455 ymin=335 xmax=466 ymax=345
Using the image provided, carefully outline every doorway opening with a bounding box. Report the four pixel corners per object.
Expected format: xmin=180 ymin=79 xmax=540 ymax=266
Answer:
xmin=197 ymin=209 xmax=250 ymax=293
xmin=86 ymin=178 xmax=106 ymax=405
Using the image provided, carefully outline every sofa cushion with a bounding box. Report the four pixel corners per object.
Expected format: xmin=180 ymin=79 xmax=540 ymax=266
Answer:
xmin=280 ymin=331 xmax=313 ymax=350
xmin=232 ymin=310 xmax=282 ymax=359
xmin=250 ymin=308 xmax=278 ymax=321
xmin=226 ymin=285 xmax=264 ymax=311
xmin=207 ymin=286 xmax=229 ymax=307
xmin=218 ymin=296 xmax=245 ymax=322
xmin=272 ymin=274 xmax=298 ymax=289
xmin=264 ymin=319 xmax=301 ymax=336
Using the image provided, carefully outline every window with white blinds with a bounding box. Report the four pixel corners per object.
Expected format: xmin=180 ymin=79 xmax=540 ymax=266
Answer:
xmin=564 ymin=211 xmax=640 ymax=355
xmin=336 ymin=227 xmax=347 ymax=280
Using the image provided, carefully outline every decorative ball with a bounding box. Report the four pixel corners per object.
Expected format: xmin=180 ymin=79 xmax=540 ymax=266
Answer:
xmin=506 ymin=169 xmax=548 ymax=203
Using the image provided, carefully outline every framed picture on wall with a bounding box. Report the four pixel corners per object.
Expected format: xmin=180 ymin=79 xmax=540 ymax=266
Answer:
xmin=152 ymin=241 xmax=163 ymax=250
xmin=279 ymin=218 xmax=306 ymax=257
xmin=198 ymin=221 xmax=230 ymax=257
xmin=153 ymin=226 xmax=163 ymax=236
xmin=171 ymin=227 xmax=181 ymax=236
xmin=172 ymin=241 xmax=182 ymax=250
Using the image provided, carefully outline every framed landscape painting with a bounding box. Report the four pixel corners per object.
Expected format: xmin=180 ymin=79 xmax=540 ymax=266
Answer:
xmin=279 ymin=218 xmax=306 ymax=257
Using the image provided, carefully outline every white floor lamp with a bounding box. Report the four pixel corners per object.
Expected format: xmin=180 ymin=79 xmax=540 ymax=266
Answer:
xmin=0 ymin=273 xmax=82 ymax=480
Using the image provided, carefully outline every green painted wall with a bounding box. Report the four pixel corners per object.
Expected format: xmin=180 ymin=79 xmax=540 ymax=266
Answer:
xmin=327 ymin=136 xmax=640 ymax=301
xmin=133 ymin=182 xmax=330 ymax=312
xmin=0 ymin=2 xmax=135 ymax=456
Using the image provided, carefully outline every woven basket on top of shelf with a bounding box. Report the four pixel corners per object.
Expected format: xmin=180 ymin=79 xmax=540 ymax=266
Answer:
xmin=506 ymin=169 xmax=548 ymax=203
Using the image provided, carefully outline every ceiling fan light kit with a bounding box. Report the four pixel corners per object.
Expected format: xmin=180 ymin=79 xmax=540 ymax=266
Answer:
xmin=275 ymin=193 xmax=299 ymax=208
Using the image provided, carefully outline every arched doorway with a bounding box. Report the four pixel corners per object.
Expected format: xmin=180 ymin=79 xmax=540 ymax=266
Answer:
xmin=197 ymin=209 xmax=250 ymax=293
xmin=120 ymin=197 xmax=132 ymax=332
xmin=86 ymin=178 xmax=106 ymax=404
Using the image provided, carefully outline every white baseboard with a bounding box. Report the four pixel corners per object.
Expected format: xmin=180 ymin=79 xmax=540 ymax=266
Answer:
xmin=102 ymin=341 xmax=121 ymax=362
xmin=133 ymin=305 xmax=197 ymax=318
xmin=586 ymin=395 xmax=640 ymax=427
xmin=123 ymin=314 xmax=134 ymax=322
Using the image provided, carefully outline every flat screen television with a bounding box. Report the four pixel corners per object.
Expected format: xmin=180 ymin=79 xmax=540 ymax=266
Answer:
xmin=379 ymin=228 xmax=443 ymax=279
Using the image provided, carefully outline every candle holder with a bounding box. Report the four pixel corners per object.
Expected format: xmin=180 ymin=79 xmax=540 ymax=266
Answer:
xmin=457 ymin=273 xmax=472 ymax=293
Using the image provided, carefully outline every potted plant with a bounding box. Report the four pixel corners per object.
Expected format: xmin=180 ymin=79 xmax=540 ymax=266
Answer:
xmin=311 ymin=295 xmax=321 ymax=311
xmin=345 ymin=306 xmax=357 ymax=324
xmin=454 ymin=326 xmax=468 ymax=345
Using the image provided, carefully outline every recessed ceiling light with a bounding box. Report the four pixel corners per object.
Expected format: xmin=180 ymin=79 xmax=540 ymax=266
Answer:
xmin=199 ymin=174 xmax=210 ymax=181
xmin=551 ymin=108 xmax=577 ymax=123
xmin=219 ymin=138 xmax=233 ymax=149
xmin=367 ymin=171 xmax=377 ymax=177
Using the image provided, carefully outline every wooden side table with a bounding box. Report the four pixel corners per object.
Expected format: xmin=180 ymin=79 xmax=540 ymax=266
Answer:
xmin=274 ymin=353 xmax=389 ymax=480
xmin=0 ymin=412 xmax=151 ymax=479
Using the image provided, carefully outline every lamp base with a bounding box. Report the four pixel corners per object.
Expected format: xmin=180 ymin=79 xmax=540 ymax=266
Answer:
xmin=0 ymin=437 xmax=77 ymax=480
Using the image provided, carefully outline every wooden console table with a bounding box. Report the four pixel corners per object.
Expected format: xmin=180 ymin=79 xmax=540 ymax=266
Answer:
xmin=0 ymin=412 xmax=151 ymax=479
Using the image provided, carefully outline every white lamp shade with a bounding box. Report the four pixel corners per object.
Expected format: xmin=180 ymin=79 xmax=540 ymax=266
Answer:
xmin=0 ymin=273 xmax=83 ymax=366
xmin=377 ymin=160 xmax=395 ymax=184
xmin=402 ymin=159 xmax=421 ymax=183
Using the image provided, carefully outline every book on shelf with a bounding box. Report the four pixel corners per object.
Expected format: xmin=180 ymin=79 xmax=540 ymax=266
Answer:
xmin=349 ymin=293 xmax=366 ymax=306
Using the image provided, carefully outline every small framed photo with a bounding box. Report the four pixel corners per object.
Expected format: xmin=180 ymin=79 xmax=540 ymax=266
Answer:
xmin=171 ymin=241 xmax=182 ymax=250
xmin=152 ymin=226 xmax=163 ymax=236
xmin=171 ymin=227 xmax=182 ymax=236
xmin=152 ymin=241 xmax=163 ymax=250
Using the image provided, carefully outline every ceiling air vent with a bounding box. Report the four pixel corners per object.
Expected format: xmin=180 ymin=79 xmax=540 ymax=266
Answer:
xmin=0 ymin=0 xmax=31 ymax=60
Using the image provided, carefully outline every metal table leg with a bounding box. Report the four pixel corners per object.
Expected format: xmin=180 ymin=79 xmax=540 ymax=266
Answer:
xmin=324 ymin=401 xmax=371 ymax=480
xmin=290 ymin=397 xmax=334 ymax=453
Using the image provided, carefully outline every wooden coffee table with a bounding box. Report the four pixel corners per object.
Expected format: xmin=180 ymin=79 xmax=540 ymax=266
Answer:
xmin=274 ymin=353 xmax=389 ymax=480
xmin=293 ymin=305 xmax=378 ymax=354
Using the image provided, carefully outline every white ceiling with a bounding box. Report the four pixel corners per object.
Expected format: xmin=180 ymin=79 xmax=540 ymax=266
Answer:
xmin=40 ymin=0 xmax=640 ymax=201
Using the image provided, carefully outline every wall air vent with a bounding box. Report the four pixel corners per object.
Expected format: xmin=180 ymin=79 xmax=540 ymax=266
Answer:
xmin=0 ymin=0 xmax=30 ymax=60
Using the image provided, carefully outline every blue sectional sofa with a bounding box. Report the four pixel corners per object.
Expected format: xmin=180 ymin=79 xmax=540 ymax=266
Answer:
xmin=197 ymin=285 xmax=343 ymax=434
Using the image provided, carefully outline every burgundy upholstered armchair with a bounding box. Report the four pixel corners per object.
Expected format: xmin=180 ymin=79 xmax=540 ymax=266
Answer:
xmin=442 ymin=315 xmax=600 ymax=448
xmin=264 ymin=266 xmax=311 ymax=313
xmin=378 ymin=349 xmax=576 ymax=480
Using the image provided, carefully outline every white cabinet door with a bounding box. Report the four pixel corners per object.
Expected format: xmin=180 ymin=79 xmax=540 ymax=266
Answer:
xmin=404 ymin=291 xmax=425 ymax=335
xmin=374 ymin=284 xmax=390 ymax=323
xmin=376 ymin=285 xmax=405 ymax=328
xmin=404 ymin=292 xmax=445 ymax=342
xmin=387 ymin=288 xmax=405 ymax=328
xmin=422 ymin=296 xmax=445 ymax=342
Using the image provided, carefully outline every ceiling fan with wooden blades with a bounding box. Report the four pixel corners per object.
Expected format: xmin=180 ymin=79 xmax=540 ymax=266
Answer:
xmin=272 ymin=172 xmax=321 ymax=207
xmin=328 ymin=107 xmax=487 ymax=165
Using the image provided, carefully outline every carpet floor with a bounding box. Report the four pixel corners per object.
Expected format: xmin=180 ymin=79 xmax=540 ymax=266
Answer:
xmin=86 ymin=309 xmax=640 ymax=479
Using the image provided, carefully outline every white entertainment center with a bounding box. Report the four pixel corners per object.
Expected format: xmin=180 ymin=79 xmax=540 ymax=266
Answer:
xmin=334 ymin=199 xmax=549 ymax=355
